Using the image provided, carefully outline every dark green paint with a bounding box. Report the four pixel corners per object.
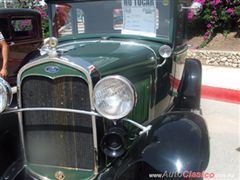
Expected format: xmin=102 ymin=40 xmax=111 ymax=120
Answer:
xmin=62 ymin=41 xmax=157 ymax=77
xmin=128 ymin=76 xmax=151 ymax=123
xmin=21 ymin=62 xmax=87 ymax=81
xmin=59 ymin=33 xmax=171 ymax=45
xmin=26 ymin=164 xmax=94 ymax=180
xmin=170 ymin=90 xmax=178 ymax=97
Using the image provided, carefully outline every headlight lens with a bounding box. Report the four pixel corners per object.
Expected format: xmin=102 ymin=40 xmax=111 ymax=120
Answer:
xmin=159 ymin=45 xmax=172 ymax=58
xmin=0 ymin=78 xmax=12 ymax=113
xmin=93 ymin=76 xmax=136 ymax=120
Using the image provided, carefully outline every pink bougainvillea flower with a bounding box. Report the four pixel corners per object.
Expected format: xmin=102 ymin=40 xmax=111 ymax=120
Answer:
xmin=226 ymin=8 xmax=235 ymax=16
xmin=211 ymin=10 xmax=217 ymax=16
xmin=207 ymin=23 xmax=213 ymax=29
xmin=20 ymin=19 xmax=31 ymax=30
xmin=203 ymin=31 xmax=209 ymax=40
xmin=187 ymin=10 xmax=194 ymax=21
xmin=210 ymin=0 xmax=221 ymax=6
xmin=194 ymin=0 xmax=206 ymax=4
xmin=34 ymin=6 xmax=48 ymax=19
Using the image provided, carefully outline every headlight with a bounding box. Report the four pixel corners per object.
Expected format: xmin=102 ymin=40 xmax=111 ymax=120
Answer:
xmin=159 ymin=45 xmax=172 ymax=58
xmin=93 ymin=76 xmax=136 ymax=120
xmin=0 ymin=78 xmax=12 ymax=113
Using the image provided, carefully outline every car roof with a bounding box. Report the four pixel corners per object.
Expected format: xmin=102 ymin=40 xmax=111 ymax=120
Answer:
xmin=0 ymin=8 xmax=40 ymax=16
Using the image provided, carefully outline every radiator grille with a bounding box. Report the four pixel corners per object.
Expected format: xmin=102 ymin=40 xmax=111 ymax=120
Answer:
xmin=21 ymin=76 xmax=94 ymax=169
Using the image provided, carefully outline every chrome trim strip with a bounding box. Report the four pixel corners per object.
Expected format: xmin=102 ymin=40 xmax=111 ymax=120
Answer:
xmin=58 ymin=40 xmax=159 ymax=59
xmin=123 ymin=118 xmax=152 ymax=135
xmin=11 ymin=86 xmax=17 ymax=94
xmin=4 ymin=107 xmax=152 ymax=135
xmin=17 ymin=57 xmax=99 ymax=174
xmin=26 ymin=163 xmax=97 ymax=180
xmin=4 ymin=107 xmax=101 ymax=117
xmin=1 ymin=158 xmax=24 ymax=180
xmin=26 ymin=167 xmax=51 ymax=180
xmin=26 ymin=165 xmax=97 ymax=180
xmin=27 ymin=163 xmax=95 ymax=171
xmin=173 ymin=45 xmax=188 ymax=55
xmin=17 ymin=100 xmax=26 ymax=163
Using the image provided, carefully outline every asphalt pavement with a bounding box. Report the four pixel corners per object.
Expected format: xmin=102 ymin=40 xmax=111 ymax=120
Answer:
xmin=201 ymin=98 xmax=240 ymax=180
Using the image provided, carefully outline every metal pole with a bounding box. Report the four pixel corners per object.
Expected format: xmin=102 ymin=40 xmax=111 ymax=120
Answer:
xmin=4 ymin=0 xmax=7 ymax=8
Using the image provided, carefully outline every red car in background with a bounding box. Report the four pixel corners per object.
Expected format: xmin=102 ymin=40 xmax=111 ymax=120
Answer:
xmin=0 ymin=8 xmax=43 ymax=175
xmin=0 ymin=8 xmax=43 ymax=86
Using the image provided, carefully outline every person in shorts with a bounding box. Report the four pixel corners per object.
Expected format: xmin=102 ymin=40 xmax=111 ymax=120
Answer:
xmin=0 ymin=31 xmax=8 ymax=79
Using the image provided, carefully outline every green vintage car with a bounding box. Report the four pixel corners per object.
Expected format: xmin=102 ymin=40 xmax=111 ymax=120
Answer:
xmin=0 ymin=0 xmax=209 ymax=179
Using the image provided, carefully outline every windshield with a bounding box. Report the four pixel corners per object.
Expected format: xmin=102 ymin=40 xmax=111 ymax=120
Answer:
xmin=50 ymin=0 xmax=171 ymax=39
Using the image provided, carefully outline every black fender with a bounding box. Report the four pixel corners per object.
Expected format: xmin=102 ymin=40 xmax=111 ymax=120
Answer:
xmin=0 ymin=113 xmax=20 ymax=176
xmin=141 ymin=112 xmax=209 ymax=173
xmin=97 ymin=112 xmax=209 ymax=179
xmin=175 ymin=59 xmax=202 ymax=110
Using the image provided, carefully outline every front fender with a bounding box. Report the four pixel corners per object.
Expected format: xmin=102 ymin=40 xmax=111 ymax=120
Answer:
xmin=97 ymin=112 xmax=209 ymax=179
xmin=175 ymin=59 xmax=202 ymax=110
xmin=142 ymin=112 xmax=209 ymax=173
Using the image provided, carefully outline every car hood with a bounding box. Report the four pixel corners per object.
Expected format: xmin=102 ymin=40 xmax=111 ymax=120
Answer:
xmin=60 ymin=40 xmax=158 ymax=77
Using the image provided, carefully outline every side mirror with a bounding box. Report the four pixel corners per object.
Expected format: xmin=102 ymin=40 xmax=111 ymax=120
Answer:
xmin=191 ymin=2 xmax=203 ymax=15
xmin=181 ymin=2 xmax=203 ymax=16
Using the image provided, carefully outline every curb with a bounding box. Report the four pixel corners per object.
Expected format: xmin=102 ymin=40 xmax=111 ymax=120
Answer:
xmin=171 ymin=77 xmax=240 ymax=104
xmin=201 ymin=85 xmax=240 ymax=104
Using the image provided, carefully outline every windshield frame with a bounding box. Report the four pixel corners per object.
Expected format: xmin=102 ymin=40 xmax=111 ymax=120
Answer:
xmin=47 ymin=0 xmax=174 ymax=43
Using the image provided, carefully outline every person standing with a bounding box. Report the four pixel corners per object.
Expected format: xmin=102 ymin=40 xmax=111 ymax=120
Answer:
xmin=0 ymin=31 xmax=8 ymax=79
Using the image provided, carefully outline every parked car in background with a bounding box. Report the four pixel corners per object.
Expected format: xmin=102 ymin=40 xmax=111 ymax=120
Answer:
xmin=0 ymin=0 xmax=209 ymax=179
xmin=0 ymin=8 xmax=43 ymax=86
xmin=0 ymin=8 xmax=42 ymax=176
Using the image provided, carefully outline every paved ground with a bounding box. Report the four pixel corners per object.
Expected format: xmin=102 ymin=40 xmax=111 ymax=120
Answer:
xmin=201 ymin=99 xmax=240 ymax=180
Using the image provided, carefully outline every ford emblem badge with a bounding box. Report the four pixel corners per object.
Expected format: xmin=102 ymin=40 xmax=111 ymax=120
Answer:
xmin=45 ymin=66 xmax=60 ymax=74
